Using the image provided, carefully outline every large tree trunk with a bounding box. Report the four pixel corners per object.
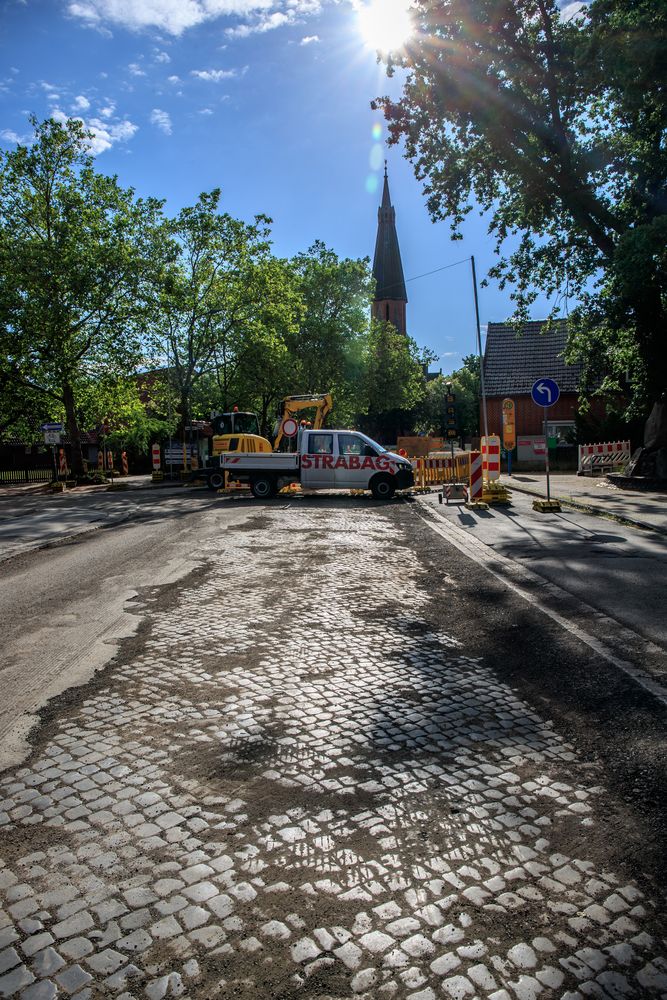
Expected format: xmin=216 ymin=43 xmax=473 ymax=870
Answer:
xmin=626 ymin=397 xmax=667 ymax=481
xmin=63 ymin=383 xmax=85 ymax=477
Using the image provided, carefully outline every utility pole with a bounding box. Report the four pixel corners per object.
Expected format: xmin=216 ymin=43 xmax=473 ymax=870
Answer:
xmin=471 ymin=255 xmax=489 ymax=442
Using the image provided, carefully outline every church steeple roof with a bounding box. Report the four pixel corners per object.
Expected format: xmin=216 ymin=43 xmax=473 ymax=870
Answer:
xmin=372 ymin=163 xmax=407 ymax=303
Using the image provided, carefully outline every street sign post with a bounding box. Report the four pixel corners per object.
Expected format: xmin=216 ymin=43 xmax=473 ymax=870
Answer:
xmin=41 ymin=425 xmax=64 ymax=480
xmin=531 ymin=378 xmax=560 ymax=502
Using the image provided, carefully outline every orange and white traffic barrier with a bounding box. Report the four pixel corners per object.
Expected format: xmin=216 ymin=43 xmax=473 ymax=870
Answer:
xmin=121 ymin=451 xmax=129 ymax=475
xmin=469 ymin=451 xmax=483 ymax=501
xmin=481 ymin=435 xmax=501 ymax=481
xmin=578 ymin=440 xmax=630 ymax=475
xmin=58 ymin=448 xmax=68 ymax=477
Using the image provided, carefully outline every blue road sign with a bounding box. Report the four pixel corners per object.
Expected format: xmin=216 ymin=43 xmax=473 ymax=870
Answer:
xmin=41 ymin=422 xmax=64 ymax=432
xmin=531 ymin=378 xmax=560 ymax=407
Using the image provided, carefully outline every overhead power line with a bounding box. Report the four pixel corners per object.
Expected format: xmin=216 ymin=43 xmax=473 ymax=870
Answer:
xmin=377 ymin=256 xmax=471 ymax=296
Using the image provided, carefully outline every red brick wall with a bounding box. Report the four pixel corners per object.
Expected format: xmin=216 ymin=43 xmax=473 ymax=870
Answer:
xmin=372 ymin=299 xmax=407 ymax=335
xmin=481 ymin=394 xmax=606 ymax=436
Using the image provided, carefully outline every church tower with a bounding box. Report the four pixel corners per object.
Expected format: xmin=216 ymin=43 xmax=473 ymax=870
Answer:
xmin=371 ymin=164 xmax=407 ymax=334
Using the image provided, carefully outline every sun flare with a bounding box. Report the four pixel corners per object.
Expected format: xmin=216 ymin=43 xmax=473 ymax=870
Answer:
xmin=357 ymin=0 xmax=413 ymax=54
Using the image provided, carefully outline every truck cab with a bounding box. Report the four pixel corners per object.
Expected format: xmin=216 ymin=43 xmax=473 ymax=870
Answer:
xmin=299 ymin=430 xmax=413 ymax=498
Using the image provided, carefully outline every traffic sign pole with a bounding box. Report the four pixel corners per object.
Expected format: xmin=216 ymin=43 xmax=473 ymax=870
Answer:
xmin=544 ymin=408 xmax=551 ymax=501
xmin=531 ymin=379 xmax=560 ymax=512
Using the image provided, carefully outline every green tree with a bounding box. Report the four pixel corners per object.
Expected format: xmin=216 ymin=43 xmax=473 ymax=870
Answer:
xmin=288 ymin=242 xmax=375 ymax=426
xmin=0 ymin=117 xmax=163 ymax=474
xmin=417 ymin=355 xmax=481 ymax=438
xmin=361 ymin=320 xmax=426 ymax=440
xmin=373 ymin=0 xmax=667 ymax=449
xmin=151 ymin=191 xmax=301 ymax=433
xmin=76 ymin=374 xmax=176 ymax=458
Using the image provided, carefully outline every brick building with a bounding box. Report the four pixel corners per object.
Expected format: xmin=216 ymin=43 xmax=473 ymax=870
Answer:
xmin=482 ymin=320 xmax=605 ymax=463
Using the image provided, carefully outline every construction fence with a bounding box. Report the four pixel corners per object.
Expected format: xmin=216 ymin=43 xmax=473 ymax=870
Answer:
xmin=411 ymin=453 xmax=471 ymax=490
xmin=577 ymin=440 xmax=631 ymax=476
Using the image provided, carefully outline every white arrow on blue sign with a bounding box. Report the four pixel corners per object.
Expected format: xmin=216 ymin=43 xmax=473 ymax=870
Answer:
xmin=531 ymin=378 xmax=560 ymax=407
xmin=41 ymin=422 xmax=64 ymax=431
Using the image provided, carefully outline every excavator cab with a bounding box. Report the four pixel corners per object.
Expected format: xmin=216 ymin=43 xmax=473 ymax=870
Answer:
xmin=210 ymin=408 xmax=271 ymax=460
xmin=211 ymin=409 xmax=260 ymax=437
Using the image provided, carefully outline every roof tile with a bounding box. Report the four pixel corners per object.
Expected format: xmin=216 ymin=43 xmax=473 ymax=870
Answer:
xmin=483 ymin=319 xmax=582 ymax=395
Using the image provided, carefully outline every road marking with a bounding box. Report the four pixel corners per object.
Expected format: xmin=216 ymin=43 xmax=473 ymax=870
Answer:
xmin=413 ymin=498 xmax=667 ymax=709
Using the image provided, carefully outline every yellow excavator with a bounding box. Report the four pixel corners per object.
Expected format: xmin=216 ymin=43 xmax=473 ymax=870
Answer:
xmin=211 ymin=394 xmax=332 ymax=455
xmin=273 ymin=393 xmax=333 ymax=450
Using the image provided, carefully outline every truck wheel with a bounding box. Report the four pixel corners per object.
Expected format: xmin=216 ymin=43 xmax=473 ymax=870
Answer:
xmin=251 ymin=474 xmax=277 ymax=499
xmin=371 ymin=474 xmax=396 ymax=500
xmin=208 ymin=471 xmax=225 ymax=491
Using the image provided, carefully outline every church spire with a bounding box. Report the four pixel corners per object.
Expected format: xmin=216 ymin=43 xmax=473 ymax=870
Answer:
xmin=371 ymin=163 xmax=407 ymax=333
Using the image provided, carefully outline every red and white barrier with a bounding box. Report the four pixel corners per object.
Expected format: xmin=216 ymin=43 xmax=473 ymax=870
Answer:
xmin=481 ymin=435 xmax=501 ymax=481
xmin=469 ymin=451 xmax=483 ymax=501
xmin=578 ymin=440 xmax=631 ymax=475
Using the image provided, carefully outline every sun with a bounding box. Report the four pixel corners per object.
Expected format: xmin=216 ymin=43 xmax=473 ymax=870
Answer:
xmin=357 ymin=0 xmax=414 ymax=54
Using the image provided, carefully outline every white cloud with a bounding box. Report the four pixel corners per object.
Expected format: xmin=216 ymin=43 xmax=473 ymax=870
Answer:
xmin=72 ymin=94 xmax=91 ymax=111
xmin=155 ymin=50 xmax=171 ymax=63
xmin=198 ymin=107 xmax=214 ymax=115
xmin=558 ymin=1 xmax=587 ymax=19
xmin=67 ymin=0 xmax=277 ymax=37
xmin=225 ymin=10 xmax=291 ymax=36
xmin=0 ymin=129 xmax=29 ymax=144
xmin=51 ymin=108 xmax=138 ymax=154
xmin=128 ymin=62 xmax=146 ymax=76
xmin=191 ymin=67 xmax=238 ymax=81
xmin=99 ymin=102 xmax=116 ymax=117
xmin=300 ymin=33 xmax=319 ymax=44
xmin=167 ymin=74 xmax=181 ymax=83
xmin=150 ymin=108 xmax=172 ymax=134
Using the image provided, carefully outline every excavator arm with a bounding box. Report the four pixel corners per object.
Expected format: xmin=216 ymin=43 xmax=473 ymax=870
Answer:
xmin=274 ymin=393 xmax=333 ymax=449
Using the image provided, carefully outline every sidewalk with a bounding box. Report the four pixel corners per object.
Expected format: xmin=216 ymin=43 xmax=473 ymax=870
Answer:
xmin=0 ymin=474 xmax=192 ymax=501
xmin=502 ymin=471 xmax=667 ymax=534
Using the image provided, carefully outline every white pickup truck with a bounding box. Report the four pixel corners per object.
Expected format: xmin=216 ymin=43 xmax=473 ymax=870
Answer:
xmin=212 ymin=429 xmax=414 ymax=499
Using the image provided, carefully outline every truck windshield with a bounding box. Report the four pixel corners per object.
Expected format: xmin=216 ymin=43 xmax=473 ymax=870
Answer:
xmin=355 ymin=432 xmax=386 ymax=454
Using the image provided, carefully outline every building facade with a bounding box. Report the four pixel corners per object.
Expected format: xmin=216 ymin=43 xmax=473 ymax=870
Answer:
xmin=482 ymin=320 xmax=606 ymax=463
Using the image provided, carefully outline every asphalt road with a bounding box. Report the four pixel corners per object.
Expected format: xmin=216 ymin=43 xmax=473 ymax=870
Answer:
xmin=417 ymin=489 xmax=667 ymax=689
xmin=0 ymin=485 xmax=203 ymax=562
xmin=0 ymin=491 xmax=234 ymax=769
xmin=0 ymin=491 xmax=665 ymax=998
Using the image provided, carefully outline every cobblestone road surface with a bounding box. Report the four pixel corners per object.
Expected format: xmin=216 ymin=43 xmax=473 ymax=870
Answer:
xmin=0 ymin=501 xmax=665 ymax=999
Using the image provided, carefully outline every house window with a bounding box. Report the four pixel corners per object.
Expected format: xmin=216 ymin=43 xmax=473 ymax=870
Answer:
xmin=546 ymin=421 xmax=575 ymax=445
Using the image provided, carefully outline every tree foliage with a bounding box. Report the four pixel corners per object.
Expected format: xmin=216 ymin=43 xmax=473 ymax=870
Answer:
xmin=287 ymin=242 xmax=375 ymax=426
xmin=417 ymin=355 xmax=480 ymax=438
xmin=0 ymin=117 xmax=163 ymax=472
xmin=362 ymin=320 xmax=426 ymax=438
xmin=0 ymin=117 xmax=440 ymax=462
xmin=149 ymin=190 xmax=302 ymax=432
xmin=373 ymin=0 xmax=667 ymax=418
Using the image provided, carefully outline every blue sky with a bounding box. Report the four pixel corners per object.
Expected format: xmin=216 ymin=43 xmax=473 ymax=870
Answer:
xmin=0 ymin=0 xmax=561 ymax=373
